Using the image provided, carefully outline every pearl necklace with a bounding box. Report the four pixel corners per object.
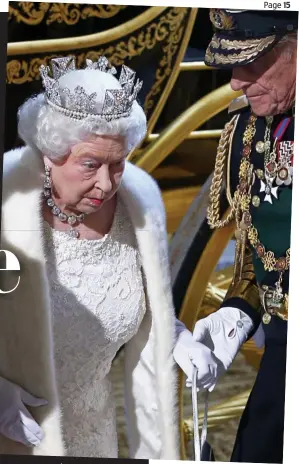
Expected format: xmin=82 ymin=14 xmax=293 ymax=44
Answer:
xmin=44 ymin=165 xmax=85 ymax=239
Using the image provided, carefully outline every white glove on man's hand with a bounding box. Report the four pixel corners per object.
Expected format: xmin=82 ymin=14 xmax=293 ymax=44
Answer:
xmin=185 ymin=306 xmax=254 ymax=391
xmin=0 ymin=376 xmax=47 ymax=446
xmin=173 ymin=319 xmax=219 ymax=391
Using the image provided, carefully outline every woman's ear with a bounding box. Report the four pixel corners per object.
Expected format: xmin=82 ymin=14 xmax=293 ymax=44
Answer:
xmin=43 ymin=153 xmax=68 ymax=168
xmin=43 ymin=155 xmax=53 ymax=169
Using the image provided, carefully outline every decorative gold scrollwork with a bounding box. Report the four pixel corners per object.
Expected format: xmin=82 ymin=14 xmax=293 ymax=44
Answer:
xmin=9 ymin=3 xmax=128 ymax=26
xmin=144 ymin=7 xmax=187 ymax=113
xmin=9 ymin=2 xmax=50 ymax=25
xmin=80 ymin=5 xmax=128 ymax=21
xmin=7 ymin=7 xmax=189 ymax=117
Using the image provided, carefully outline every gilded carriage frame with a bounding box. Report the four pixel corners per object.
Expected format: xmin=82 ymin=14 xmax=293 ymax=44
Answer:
xmin=7 ymin=6 xmax=198 ymax=143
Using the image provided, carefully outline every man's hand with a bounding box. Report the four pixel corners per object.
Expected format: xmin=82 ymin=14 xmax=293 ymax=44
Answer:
xmin=173 ymin=328 xmax=219 ymax=391
xmin=185 ymin=306 xmax=254 ymax=390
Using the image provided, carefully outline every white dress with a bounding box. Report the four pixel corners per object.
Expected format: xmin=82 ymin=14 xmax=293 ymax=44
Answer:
xmin=43 ymin=198 xmax=147 ymax=457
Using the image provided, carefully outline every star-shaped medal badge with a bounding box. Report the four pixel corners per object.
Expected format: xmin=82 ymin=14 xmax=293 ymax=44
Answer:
xmin=260 ymin=177 xmax=279 ymax=204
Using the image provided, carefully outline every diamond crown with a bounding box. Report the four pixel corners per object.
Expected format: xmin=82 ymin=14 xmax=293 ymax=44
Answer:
xmin=39 ymin=56 xmax=143 ymax=122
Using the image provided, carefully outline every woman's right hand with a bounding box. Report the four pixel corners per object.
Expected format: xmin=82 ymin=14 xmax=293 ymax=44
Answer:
xmin=0 ymin=376 xmax=47 ymax=446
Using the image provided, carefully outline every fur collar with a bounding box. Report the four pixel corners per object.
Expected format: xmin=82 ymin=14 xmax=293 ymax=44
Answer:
xmin=0 ymin=145 xmax=179 ymax=459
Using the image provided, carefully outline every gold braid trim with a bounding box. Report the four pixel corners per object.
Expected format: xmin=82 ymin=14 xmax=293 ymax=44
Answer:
xmin=224 ymin=246 xmax=261 ymax=312
xmin=208 ymin=112 xmax=260 ymax=313
xmin=220 ymin=36 xmax=276 ymax=51
xmin=207 ymin=115 xmax=239 ymax=229
xmin=225 ymin=113 xmax=240 ymax=206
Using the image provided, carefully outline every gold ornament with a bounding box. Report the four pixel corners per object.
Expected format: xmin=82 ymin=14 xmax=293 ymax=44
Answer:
xmin=240 ymin=195 xmax=251 ymax=211
xmin=256 ymin=141 xmax=265 ymax=153
xmin=252 ymin=195 xmax=260 ymax=207
xmin=256 ymin=169 xmax=264 ymax=180
xmin=263 ymin=313 xmax=272 ymax=324
xmin=209 ymin=9 xmax=236 ymax=30
xmin=235 ymin=112 xmax=291 ymax=304
xmin=243 ymin=125 xmax=256 ymax=144
xmin=8 ymin=4 xmax=128 ymax=26
xmin=248 ymin=227 xmax=258 ymax=246
xmin=239 ymin=159 xmax=251 ymax=178
xmin=262 ymin=251 xmax=276 ymax=272
xmin=207 ymin=116 xmax=239 ymax=229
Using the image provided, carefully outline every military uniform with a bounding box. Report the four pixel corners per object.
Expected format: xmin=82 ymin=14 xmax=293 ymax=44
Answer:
xmin=220 ymin=101 xmax=293 ymax=463
xmin=205 ymin=9 xmax=297 ymax=464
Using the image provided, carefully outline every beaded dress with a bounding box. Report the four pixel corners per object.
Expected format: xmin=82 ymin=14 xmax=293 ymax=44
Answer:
xmin=43 ymin=198 xmax=146 ymax=457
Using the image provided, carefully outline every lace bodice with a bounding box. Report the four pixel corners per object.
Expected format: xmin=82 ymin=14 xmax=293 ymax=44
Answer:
xmin=43 ymin=198 xmax=146 ymax=457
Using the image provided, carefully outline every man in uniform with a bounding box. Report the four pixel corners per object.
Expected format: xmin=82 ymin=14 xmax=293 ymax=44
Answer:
xmin=189 ymin=9 xmax=297 ymax=464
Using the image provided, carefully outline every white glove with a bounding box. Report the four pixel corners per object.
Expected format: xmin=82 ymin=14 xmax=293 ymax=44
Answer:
xmin=185 ymin=306 xmax=254 ymax=391
xmin=173 ymin=320 xmax=219 ymax=391
xmin=0 ymin=376 xmax=47 ymax=446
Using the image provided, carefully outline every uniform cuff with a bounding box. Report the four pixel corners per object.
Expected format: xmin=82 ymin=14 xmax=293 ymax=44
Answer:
xmin=220 ymin=296 xmax=261 ymax=338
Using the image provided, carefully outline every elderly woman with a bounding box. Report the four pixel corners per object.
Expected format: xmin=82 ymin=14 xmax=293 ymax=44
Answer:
xmin=0 ymin=56 xmax=202 ymax=458
xmin=187 ymin=10 xmax=297 ymax=464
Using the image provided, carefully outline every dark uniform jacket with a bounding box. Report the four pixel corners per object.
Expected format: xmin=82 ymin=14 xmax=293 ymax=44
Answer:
xmin=221 ymin=99 xmax=293 ymax=344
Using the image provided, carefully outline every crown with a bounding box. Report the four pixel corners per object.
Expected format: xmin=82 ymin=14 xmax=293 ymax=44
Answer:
xmin=39 ymin=56 xmax=143 ymax=122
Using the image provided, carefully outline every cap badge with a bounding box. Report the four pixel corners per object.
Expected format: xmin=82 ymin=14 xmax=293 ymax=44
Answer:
xmin=209 ymin=9 xmax=236 ymax=30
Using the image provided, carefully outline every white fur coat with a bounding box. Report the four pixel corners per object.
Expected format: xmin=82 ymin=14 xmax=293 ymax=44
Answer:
xmin=0 ymin=146 xmax=179 ymax=459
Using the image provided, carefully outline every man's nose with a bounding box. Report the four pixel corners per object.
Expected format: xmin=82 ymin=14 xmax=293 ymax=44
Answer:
xmin=230 ymin=68 xmax=250 ymax=92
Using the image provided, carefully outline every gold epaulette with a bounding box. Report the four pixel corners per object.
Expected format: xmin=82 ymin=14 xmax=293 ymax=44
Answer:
xmin=228 ymin=95 xmax=249 ymax=115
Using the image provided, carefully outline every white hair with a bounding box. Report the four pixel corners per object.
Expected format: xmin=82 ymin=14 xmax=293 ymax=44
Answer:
xmin=18 ymin=68 xmax=147 ymax=160
xmin=275 ymin=32 xmax=298 ymax=61
xmin=278 ymin=32 xmax=298 ymax=45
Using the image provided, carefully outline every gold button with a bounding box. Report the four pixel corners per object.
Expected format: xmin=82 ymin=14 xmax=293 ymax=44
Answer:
xmin=256 ymin=141 xmax=265 ymax=153
xmin=256 ymin=169 xmax=264 ymax=179
xmin=252 ymin=195 xmax=260 ymax=207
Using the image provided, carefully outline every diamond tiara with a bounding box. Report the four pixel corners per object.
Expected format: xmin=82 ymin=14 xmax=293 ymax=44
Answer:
xmin=39 ymin=56 xmax=143 ymax=122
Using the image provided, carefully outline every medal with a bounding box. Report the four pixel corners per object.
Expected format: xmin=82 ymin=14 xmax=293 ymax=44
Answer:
xmin=265 ymin=160 xmax=278 ymax=178
xmin=260 ymin=177 xmax=278 ymax=204
xmin=262 ymin=313 xmax=271 ymax=324
xmin=235 ymin=113 xmax=291 ymax=325
xmin=262 ymin=118 xmax=280 ymax=185
xmin=278 ymin=166 xmax=289 ymax=180
xmin=276 ymin=165 xmax=292 ymax=186
xmin=276 ymin=140 xmax=294 ymax=186
xmin=261 ymin=275 xmax=284 ymax=325
xmin=278 ymin=140 xmax=294 ymax=162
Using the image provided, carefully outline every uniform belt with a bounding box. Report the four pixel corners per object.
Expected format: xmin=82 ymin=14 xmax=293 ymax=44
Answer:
xmin=258 ymin=285 xmax=288 ymax=322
